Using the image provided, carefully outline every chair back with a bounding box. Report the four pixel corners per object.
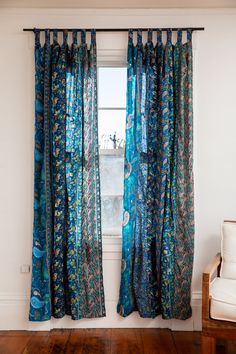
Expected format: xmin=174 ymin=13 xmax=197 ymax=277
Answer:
xmin=220 ymin=220 xmax=236 ymax=279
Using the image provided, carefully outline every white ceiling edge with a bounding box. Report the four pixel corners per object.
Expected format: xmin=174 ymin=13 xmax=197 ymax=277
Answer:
xmin=1 ymin=0 xmax=236 ymax=8
xmin=1 ymin=6 xmax=236 ymax=9
xmin=1 ymin=7 xmax=236 ymax=20
xmin=1 ymin=7 xmax=236 ymax=13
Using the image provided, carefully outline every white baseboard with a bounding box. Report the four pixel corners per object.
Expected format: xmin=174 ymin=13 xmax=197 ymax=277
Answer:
xmin=0 ymin=292 xmax=202 ymax=331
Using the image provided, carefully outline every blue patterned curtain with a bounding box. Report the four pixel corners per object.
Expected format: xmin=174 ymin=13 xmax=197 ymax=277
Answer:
xmin=118 ymin=29 xmax=194 ymax=320
xmin=30 ymin=29 xmax=105 ymax=321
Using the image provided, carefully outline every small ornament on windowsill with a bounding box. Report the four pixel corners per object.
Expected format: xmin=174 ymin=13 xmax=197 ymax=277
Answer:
xmin=110 ymin=132 xmax=118 ymax=149
xmin=100 ymin=133 xmax=125 ymax=150
xmin=109 ymin=132 xmax=125 ymax=149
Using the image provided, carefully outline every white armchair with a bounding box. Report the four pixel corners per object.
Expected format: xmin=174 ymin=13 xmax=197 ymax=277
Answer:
xmin=202 ymin=221 xmax=236 ymax=354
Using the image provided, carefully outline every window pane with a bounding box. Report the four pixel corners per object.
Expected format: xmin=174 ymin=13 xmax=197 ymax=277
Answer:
xmin=98 ymin=109 xmax=126 ymax=149
xmin=100 ymin=153 xmax=124 ymax=196
xmin=101 ymin=196 xmax=123 ymax=236
xmin=100 ymin=152 xmax=124 ymax=236
xmin=98 ymin=67 xmax=126 ymax=237
xmin=98 ymin=67 xmax=127 ymax=108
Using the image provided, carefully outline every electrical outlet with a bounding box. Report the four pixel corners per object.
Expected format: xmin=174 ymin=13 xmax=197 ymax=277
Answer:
xmin=21 ymin=264 xmax=30 ymax=273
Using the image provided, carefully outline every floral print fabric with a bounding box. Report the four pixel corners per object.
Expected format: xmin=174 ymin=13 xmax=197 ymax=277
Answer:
xmin=117 ymin=29 xmax=194 ymax=320
xmin=29 ymin=29 xmax=105 ymax=321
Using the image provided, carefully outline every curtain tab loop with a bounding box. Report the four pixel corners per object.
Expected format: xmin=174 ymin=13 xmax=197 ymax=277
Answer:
xmin=147 ymin=29 xmax=153 ymax=43
xmin=63 ymin=30 xmax=68 ymax=45
xmin=128 ymin=29 xmax=133 ymax=44
xmin=45 ymin=29 xmax=50 ymax=45
xmin=72 ymin=30 xmax=77 ymax=44
xmin=137 ymin=29 xmax=142 ymax=46
xmin=187 ymin=29 xmax=193 ymax=42
xmin=81 ymin=30 xmax=86 ymax=44
xmin=157 ymin=29 xmax=162 ymax=45
xmin=167 ymin=29 xmax=172 ymax=44
xmin=91 ymin=29 xmax=96 ymax=44
xmin=34 ymin=28 xmax=40 ymax=47
xmin=177 ymin=29 xmax=182 ymax=44
xmin=53 ymin=29 xmax=58 ymax=45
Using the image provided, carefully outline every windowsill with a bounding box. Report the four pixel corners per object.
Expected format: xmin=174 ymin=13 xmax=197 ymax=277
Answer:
xmin=99 ymin=148 xmax=124 ymax=156
xmin=101 ymin=194 xmax=123 ymax=198
xmin=102 ymin=235 xmax=122 ymax=254
xmin=102 ymin=235 xmax=122 ymax=245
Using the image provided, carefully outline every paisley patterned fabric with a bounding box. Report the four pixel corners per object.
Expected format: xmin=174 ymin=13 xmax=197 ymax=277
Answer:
xmin=117 ymin=29 xmax=194 ymax=320
xmin=29 ymin=29 xmax=106 ymax=321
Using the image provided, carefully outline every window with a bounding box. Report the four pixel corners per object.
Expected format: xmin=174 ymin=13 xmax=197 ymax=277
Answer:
xmin=98 ymin=67 xmax=126 ymax=149
xmin=98 ymin=67 xmax=126 ymax=238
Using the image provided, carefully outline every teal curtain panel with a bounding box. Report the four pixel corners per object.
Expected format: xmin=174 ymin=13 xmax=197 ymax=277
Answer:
xmin=30 ymin=29 xmax=105 ymax=321
xmin=118 ymin=29 xmax=194 ymax=320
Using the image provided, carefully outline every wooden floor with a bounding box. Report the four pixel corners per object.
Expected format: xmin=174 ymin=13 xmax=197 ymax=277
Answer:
xmin=0 ymin=329 xmax=236 ymax=354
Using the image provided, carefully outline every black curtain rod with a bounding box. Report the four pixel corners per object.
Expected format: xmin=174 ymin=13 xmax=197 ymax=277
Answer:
xmin=23 ymin=27 xmax=204 ymax=32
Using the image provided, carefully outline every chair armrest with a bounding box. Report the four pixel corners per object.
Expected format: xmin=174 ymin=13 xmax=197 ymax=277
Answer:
xmin=203 ymin=252 xmax=221 ymax=281
xmin=202 ymin=253 xmax=221 ymax=322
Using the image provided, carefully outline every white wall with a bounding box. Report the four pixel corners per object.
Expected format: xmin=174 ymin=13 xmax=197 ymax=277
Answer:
xmin=0 ymin=8 xmax=236 ymax=331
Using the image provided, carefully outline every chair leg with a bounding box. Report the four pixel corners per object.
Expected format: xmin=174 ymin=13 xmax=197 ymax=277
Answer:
xmin=201 ymin=334 xmax=216 ymax=354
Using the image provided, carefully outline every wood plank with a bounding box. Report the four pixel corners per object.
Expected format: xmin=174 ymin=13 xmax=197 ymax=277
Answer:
xmin=0 ymin=334 xmax=30 ymax=354
xmin=65 ymin=329 xmax=86 ymax=354
xmin=141 ymin=328 xmax=177 ymax=354
xmin=226 ymin=340 xmax=236 ymax=354
xmin=23 ymin=331 xmax=50 ymax=354
xmin=46 ymin=329 xmax=70 ymax=353
xmin=82 ymin=329 xmax=111 ymax=354
xmin=173 ymin=331 xmax=200 ymax=354
xmin=111 ymin=328 xmax=143 ymax=354
xmin=0 ymin=331 xmax=31 ymax=337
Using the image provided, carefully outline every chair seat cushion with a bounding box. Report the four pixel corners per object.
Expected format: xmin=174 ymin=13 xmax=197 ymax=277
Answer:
xmin=210 ymin=277 xmax=236 ymax=322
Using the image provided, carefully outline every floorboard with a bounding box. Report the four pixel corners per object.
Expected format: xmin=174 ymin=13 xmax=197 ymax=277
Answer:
xmin=141 ymin=328 xmax=177 ymax=354
xmin=47 ymin=329 xmax=70 ymax=354
xmin=110 ymin=328 xmax=143 ymax=354
xmin=23 ymin=332 xmax=50 ymax=354
xmin=0 ymin=334 xmax=30 ymax=354
xmin=172 ymin=331 xmax=200 ymax=354
xmin=65 ymin=329 xmax=86 ymax=354
xmin=82 ymin=329 xmax=111 ymax=354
